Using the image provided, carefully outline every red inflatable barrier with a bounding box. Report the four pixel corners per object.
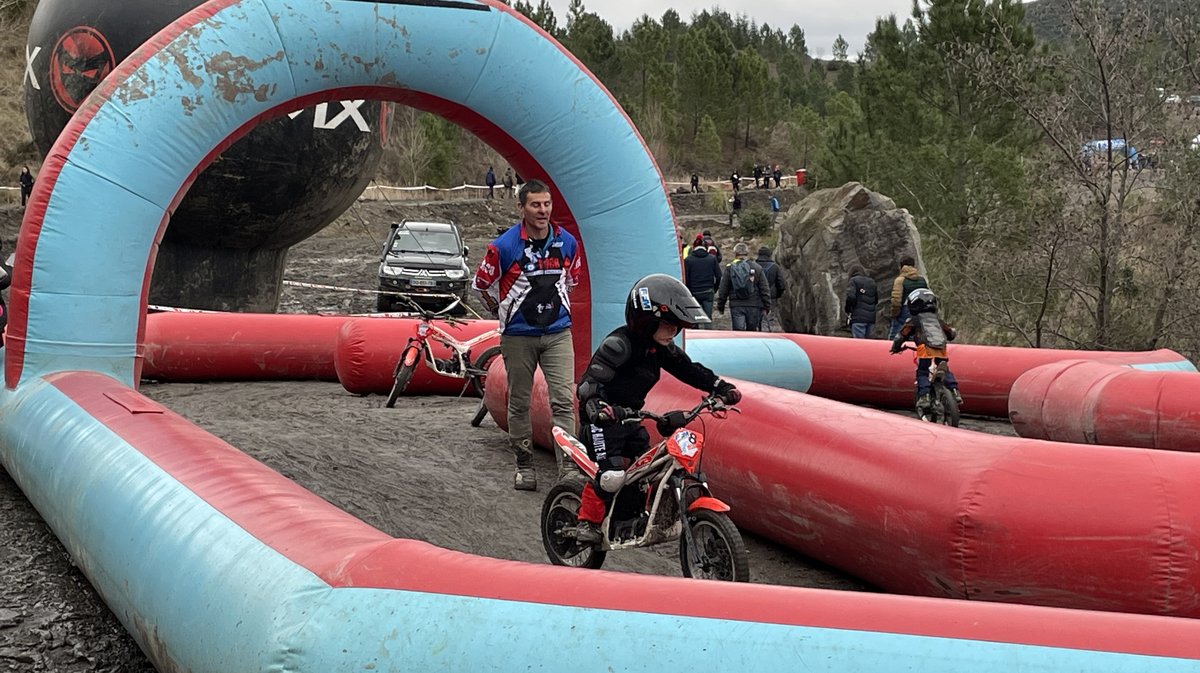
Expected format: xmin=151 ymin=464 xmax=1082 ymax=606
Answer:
xmin=334 ymin=317 xmax=500 ymax=395
xmin=686 ymin=331 xmax=1192 ymax=417
xmin=143 ymin=312 xmax=352 ymax=382
xmin=1009 ymin=360 xmax=1200 ymax=451
xmin=490 ymin=372 xmax=1200 ymax=617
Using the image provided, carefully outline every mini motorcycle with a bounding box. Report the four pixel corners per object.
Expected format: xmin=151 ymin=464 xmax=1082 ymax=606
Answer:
xmin=540 ymin=396 xmax=750 ymax=582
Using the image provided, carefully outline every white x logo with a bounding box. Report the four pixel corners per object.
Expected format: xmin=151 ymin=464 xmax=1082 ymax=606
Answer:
xmin=288 ymin=100 xmax=370 ymax=132
xmin=24 ymin=45 xmax=41 ymax=90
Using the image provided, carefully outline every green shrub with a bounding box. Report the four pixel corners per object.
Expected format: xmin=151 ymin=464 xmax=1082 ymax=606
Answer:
xmin=740 ymin=209 xmax=772 ymax=236
xmin=705 ymin=191 xmax=731 ymax=212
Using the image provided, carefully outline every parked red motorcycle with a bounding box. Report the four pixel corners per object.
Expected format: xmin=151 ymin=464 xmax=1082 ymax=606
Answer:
xmin=540 ymin=396 xmax=750 ymax=582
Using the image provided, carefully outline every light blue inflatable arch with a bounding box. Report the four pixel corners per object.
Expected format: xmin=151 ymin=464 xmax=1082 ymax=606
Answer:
xmin=6 ymin=0 xmax=682 ymax=389
xmin=4 ymin=1 xmax=1199 ymax=671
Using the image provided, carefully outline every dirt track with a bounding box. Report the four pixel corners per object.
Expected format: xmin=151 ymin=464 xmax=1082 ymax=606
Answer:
xmin=0 ymin=197 xmax=1013 ymax=671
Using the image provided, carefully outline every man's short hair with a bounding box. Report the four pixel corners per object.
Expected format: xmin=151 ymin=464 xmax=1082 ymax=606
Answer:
xmin=733 ymin=242 xmax=750 ymax=256
xmin=900 ymin=256 xmax=916 ymax=267
xmin=518 ymin=179 xmax=550 ymax=205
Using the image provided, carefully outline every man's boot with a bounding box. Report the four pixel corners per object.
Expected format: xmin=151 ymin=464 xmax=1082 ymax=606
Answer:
xmin=514 ymin=467 xmax=537 ymax=491
xmin=512 ymin=439 xmax=537 ymax=491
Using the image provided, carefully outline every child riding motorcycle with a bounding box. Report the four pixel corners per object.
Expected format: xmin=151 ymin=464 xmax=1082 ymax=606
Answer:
xmin=574 ymin=274 xmax=741 ymax=544
xmin=889 ymin=288 xmax=963 ymax=413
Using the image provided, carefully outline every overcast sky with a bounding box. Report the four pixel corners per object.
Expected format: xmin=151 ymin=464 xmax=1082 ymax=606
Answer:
xmin=537 ymin=1 xmax=922 ymax=56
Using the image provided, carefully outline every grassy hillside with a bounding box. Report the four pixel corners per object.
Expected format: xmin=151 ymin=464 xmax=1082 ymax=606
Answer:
xmin=1023 ymin=0 xmax=1186 ymax=43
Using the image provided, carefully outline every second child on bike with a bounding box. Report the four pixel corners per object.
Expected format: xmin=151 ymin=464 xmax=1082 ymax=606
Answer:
xmin=573 ymin=274 xmax=741 ymax=544
xmin=889 ymin=288 xmax=962 ymax=415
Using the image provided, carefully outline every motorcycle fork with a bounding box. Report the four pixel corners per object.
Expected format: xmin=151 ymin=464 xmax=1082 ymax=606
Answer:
xmin=673 ymin=474 xmax=702 ymax=567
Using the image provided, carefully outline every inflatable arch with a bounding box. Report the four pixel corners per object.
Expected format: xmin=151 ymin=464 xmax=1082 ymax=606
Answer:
xmin=4 ymin=1 xmax=1200 ymax=671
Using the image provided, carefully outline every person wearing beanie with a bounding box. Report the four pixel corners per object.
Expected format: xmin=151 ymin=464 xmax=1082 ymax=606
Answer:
xmin=716 ymin=242 xmax=771 ymax=331
xmin=683 ymin=237 xmax=722 ymax=326
xmin=755 ymin=246 xmax=786 ymax=331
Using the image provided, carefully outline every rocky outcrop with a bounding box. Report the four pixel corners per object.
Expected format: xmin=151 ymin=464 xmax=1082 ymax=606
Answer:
xmin=774 ymin=182 xmax=922 ymax=336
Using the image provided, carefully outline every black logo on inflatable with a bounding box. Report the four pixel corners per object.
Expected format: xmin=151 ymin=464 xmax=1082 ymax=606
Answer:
xmin=49 ymin=26 xmax=114 ymax=113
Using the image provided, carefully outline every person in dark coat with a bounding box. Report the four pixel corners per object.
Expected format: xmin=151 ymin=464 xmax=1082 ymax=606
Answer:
xmin=19 ymin=167 xmax=33 ymax=207
xmin=484 ymin=166 xmax=496 ymax=199
xmin=845 ymin=264 xmax=878 ymax=338
xmin=683 ymin=244 xmax=722 ymax=327
xmin=755 ymin=246 xmax=786 ymax=331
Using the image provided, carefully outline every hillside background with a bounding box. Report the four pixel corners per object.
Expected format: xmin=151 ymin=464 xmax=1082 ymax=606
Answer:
xmin=1 ymin=0 xmax=1200 ymax=361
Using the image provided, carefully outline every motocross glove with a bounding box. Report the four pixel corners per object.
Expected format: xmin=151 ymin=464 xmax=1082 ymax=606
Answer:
xmin=595 ymin=402 xmax=632 ymax=427
xmin=713 ymin=379 xmax=742 ymax=405
xmin=889 ymin=339 xmax=903 ymax=354
xmin=656 ymin=411 xmax=689 ymax=437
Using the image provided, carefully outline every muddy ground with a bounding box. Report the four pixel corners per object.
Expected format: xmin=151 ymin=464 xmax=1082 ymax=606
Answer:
xmin=0 ymin=195 xmax=1015 ymax=672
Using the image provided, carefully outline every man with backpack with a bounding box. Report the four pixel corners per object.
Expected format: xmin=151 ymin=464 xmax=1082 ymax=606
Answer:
xmin=888 ymin=256 xmax=928 ymax=340
xmin=755 ymin=246 xmax=786 ymax=331
xmin=716 ymin=242 xmax=771 ymax=331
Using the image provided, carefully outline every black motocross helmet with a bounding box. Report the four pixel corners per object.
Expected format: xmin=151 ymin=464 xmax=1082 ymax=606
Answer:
xmin=625 ymin=274 xmax=712 ymax=339
xmin=907 ymin=287 xmax=939 ymax=315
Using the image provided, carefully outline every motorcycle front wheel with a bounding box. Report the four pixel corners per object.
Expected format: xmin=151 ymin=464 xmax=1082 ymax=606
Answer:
xmin=680 ymin=510 xmax=750 ymax=582
xmin=468 ymin=346 xmax=503 ymax=427
xmin=385 ymin=347 xmax=420 ymax=408
xmin=541 ymin=477 xmax=606 ymax=570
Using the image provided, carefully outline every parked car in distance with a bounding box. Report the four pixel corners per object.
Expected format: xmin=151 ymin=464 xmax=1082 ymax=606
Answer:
xmin=1080 ymin=138 xmax=1151 ymax=169
xmin=376 ymin=220 xmax=470 ymax=313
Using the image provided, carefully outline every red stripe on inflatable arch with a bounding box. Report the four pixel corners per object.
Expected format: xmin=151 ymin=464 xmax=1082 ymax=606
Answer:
xmin=42 ymin=370 xmax=1200 ymax=659
xmin=5 ymin=0 xmax=241 ymax=388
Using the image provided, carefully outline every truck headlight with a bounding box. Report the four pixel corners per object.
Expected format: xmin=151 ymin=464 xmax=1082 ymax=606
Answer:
xmin=445 ymin=269 xmax=466 ymax=280
xmin=381 ymin=266 xmax=403 ymax=277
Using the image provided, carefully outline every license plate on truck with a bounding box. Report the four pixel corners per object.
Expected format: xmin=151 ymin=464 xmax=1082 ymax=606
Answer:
xmin=410 ymin=279 xmax=437 ymax=287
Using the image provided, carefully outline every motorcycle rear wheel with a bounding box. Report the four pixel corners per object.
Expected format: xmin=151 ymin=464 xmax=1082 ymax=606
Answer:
xmin=541 ymin=477 xmax=606 ymax=570
xmin=385 ymin=347 xmax=419 ymax=408
xmin=936 ymin=386 xmax=960 ymax=427
xmin=680 ymin=510 xmax=750 ymax=582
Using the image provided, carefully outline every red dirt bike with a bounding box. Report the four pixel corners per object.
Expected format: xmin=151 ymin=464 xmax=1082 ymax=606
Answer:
xmin=540 ymin=396 xmax=750 ymax=582
xmin=385 ymin=297 xmax=501 ymax=427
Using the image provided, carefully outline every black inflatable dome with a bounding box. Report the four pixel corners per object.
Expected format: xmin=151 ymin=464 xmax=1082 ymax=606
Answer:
xmin=24 ymin=0 xmax=387 ymax=310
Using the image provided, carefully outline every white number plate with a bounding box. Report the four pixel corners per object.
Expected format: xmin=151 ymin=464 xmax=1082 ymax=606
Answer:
xmin=410 ymin=278 xmax=437 ymax=287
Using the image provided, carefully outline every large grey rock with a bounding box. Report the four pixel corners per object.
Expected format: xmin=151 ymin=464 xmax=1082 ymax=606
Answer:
xmin=775 ymin=182 xmax=922 ymax=335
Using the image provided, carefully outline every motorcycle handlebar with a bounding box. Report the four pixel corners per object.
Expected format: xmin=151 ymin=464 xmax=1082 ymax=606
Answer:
xmin=399 ymin=296 xmax=465 ymax=324
xmin=623 ymin=395 xmax=735 ymax=426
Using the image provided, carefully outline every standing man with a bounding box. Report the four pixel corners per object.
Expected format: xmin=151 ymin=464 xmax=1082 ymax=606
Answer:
xmin=716 ymin=242 xmax=771 ymax=331
xmin=19 ymin=167 xmax=34 ymax=207
xmin=690 ymin=172 xmax=700 ymax=193
xmin=503 ymin=167 xmax=514 ymax=198
xmin=683 ymin=240 xmax=722 ymax=327
xmin=845 ymin=264 xmax=878 ymax=338
xmin=485 ymin=166 xmax=497 ymax=199
xmin=755 ymin=246 xmax=786 ymax=331
xmin=473 ymin=179 xmax=580 ymax=491
xmin=888 ymin=256 xmax=928 ymax=340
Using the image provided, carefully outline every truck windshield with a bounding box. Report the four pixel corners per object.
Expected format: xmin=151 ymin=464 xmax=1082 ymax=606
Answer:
xmin=390 ymin=229 xmax=460 ymax=255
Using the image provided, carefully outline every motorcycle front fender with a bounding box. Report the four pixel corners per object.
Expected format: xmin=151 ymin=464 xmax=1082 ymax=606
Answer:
xmin=687 ymin=496 xmax=730 ymax=513
xmin=402 ymin=343 xmax=422 ymax=367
